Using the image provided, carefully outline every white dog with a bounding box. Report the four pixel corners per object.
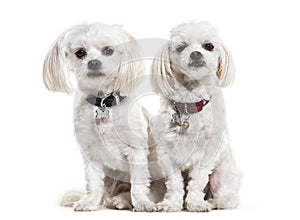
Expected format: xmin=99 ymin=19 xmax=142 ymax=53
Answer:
xmin=43 ymin=23 xmax=156 ymax=211
xmin=151 ymin=21 xmax=241 ymax=212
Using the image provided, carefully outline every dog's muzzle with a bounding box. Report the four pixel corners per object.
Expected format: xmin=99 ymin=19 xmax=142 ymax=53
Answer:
xmin=87 ymin=72 xmax=105 ymax=77
xmin=88 ymin=59 xmax=102 ymax=70
xmin=189 ymin=51 xmax=205 ymax=68
xmin=87 ymin=59 xmax=104 ymax=78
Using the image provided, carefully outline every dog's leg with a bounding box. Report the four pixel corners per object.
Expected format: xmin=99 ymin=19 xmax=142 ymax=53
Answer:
xmin=73 ymin=161 xmax=104 ymax=211
xmin=102 ymin=179 xmax=132 ymax=210
xmin=185 ymin=165 xmax=213 ymax=212
xmin=128 ymin=148 xmax=156 ymax=212
xmin=156 ymin=158 xmax=184 ymax=212
xmin=208 ymin=149 xmax=241 ymax=209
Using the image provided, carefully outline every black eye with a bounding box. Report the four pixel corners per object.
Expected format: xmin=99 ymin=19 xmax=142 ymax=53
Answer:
xmin=75 ymin=48 xmax=87 ymax=59
xmin=176 ymin=44 xmax=187 ymax=53
xmin=102 ymin=46 xmax=114 ymax=56
xmin=203 ymin=43 xmax=214 ymax=51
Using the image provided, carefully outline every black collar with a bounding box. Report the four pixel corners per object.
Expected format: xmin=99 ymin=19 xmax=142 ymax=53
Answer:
xmin=86 ymin=92 xmax=126 ymax=108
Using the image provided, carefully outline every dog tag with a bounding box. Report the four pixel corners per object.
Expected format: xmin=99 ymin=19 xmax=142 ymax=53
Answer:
xmin=182 ymin=120 xmax=189 ymax=129
xmin=96 ymin=107 xmax=109 ymax=119
xmin=172 ymin=112 xmax=181 ymax=125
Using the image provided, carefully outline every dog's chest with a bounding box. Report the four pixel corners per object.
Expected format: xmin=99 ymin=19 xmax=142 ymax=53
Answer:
xmin=160 ymin=105 xmax=212 ymax=169
xmin=74 ymin=103 xmax=135 ymax=170
xmin=95 ymin=109 xmax=130 ymax=148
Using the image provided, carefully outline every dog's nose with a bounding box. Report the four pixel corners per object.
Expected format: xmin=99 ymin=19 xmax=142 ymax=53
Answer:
xmin=88 ymin=59 xmax=102 ymax=70
xmin=190 ymin=51 xmax=203 ymax=60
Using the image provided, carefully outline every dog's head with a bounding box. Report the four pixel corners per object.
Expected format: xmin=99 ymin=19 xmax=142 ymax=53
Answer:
xmin=151 ymin=21 xmax=235 ymax=95
xmin=43 ymin=23 xmax=143 ymax=95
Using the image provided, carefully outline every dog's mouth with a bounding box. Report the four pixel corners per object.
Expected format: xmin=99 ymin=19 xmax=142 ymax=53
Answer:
xmin=87 ymin=72 xmax=105 ymax=78
xmin=188 ymin=61 xmax=206 ymax=69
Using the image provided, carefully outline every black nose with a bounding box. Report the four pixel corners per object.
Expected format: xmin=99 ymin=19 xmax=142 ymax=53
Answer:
xmin=88 ymin=59 xmax=102 ymax=70
xmin=190 ymin=51 xmax=203 ymax=60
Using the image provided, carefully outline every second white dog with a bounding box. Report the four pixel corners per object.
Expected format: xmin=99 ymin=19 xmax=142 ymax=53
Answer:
xmin=151 ymin=21 xmax=241 ymax=212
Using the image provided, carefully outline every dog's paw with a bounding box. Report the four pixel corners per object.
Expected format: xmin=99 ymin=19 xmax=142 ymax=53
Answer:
xmin=133 ymin=201 xmax=156 ymax=212
xmin=73 ymin=199 xmax=99 ymax=211
xmin=156 ymin=201 xmax=182 ymax=212
xmin=186 ymin=200 xmax=212 ymax=212
xmin=111 ymin=195 xmax=132 ymax=210
xmin=208 ymin=197 xmax=239 ymax=210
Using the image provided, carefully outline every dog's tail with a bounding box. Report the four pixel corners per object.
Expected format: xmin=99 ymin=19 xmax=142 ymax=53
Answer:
xmin=59 ymin=190 xmax=84 ymax=207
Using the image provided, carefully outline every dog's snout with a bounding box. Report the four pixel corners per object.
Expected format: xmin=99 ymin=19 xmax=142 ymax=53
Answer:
xmin=190 ymin=51 xmax=203 ymax=60
xmin=88 ymin=59 xmax=102 ymax=70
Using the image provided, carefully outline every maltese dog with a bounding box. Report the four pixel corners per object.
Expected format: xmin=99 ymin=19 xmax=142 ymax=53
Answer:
xmin=151 ymin=21 xmax=241 ymax=212
xmin=43 ymin=23 xmax=156 ymax=212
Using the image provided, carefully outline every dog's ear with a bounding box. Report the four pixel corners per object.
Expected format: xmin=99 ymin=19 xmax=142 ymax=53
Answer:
xmin=115 ymin=31 xmax=144 ymax=95
xmin=216 ymin=43 xmax=235 ymax=87
xmin=43 ymin=31 xmax=73 ymax=94
xmin=151 ymin=44 xmax=175 ymax=96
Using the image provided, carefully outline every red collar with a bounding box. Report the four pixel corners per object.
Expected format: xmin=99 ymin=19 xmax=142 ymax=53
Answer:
xmin=170 ymin=99 xmax=210 ymax=114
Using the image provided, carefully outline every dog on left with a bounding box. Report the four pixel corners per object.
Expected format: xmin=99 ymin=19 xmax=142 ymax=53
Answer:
xmin=43 ymin=23 xmax=156 ymax=212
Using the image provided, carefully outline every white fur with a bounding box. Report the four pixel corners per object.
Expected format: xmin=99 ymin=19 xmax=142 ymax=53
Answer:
xmin=43 ymin=23 xmax=156 ymax=211
xmin=151 ymin=21 xmax=241 ymax=212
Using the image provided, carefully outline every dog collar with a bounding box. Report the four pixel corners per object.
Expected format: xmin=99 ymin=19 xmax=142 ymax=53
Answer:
xmin=170 ymin=99 xmax=210 ymax=114
xmin=170 ymin=98 xmax=210 ymax=130
xmin=86 ymin=92 xmax=126 ymax=108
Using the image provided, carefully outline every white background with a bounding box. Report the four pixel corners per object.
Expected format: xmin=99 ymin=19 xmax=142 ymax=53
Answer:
xmin=0 ymin=0 xmax=300 ymax=219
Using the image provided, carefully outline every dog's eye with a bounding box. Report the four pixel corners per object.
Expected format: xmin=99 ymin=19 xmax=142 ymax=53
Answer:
xmin=176 ymin=44 xmax=186 ymax=53
xmin=102 ymin=47 xmax=114 ymax=56
xmin=203 ymin=43 xmax=214 ymax=51
xmin=75 ymin=48 xmax=87 ymax=59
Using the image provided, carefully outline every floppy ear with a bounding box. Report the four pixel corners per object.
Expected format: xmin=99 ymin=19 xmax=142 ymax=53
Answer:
xmin=150 ymin=44 xmax=175 ymax=96
xmin=115 ymin=32 xmax=144 ymax=95
xmin=43 ymin=31 xmax=73 ymax=94
xmin=216 ymin=43 xmax=235 ymax=87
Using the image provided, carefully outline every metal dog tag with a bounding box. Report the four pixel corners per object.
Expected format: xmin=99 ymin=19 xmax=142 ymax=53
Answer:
xmin=96 ymin=106 xmax=110 ymax=119
xmin=171 ymin=112 xmax=190 ymax=130
xmin=172 ymin=112 xmax=181 ymax=125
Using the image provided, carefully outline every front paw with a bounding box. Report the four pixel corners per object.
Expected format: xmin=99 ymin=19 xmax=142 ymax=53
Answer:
xmin=73 ymin=199 xmax=99 ymax=211
xmin=111 ymin=194 xmax=132 ymax=210
xmin=186 ymin=200 xmax=212 ymax=212
xmin=208 ymin=197 xmax=239 ymax=210
xmin=133 ymin=201 xmax=156 ymax=212
xmin=156 ymin=201 xmax=182 ymax=212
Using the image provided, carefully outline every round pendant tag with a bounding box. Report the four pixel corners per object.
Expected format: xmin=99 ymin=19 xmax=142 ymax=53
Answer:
xmin=182 ymin=121 xmax=189 ymax=129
